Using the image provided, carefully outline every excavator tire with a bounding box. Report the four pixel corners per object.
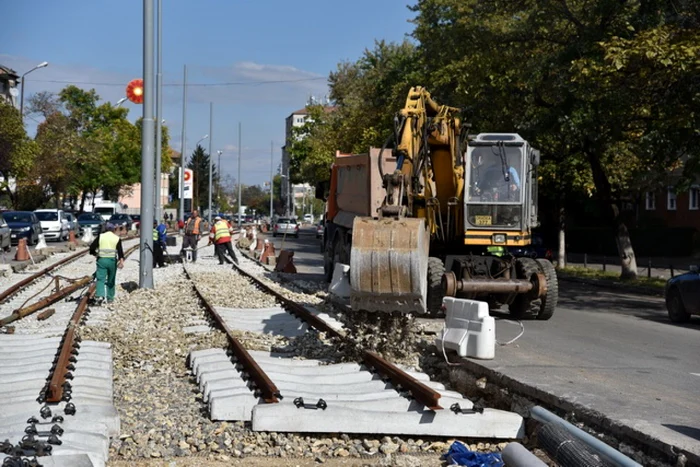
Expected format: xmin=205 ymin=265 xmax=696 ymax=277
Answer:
xmin=427 ymin=257 xmax=446 ymax=316
xmin=535 ymin=258 xmax=558 ymax=320
xmin=508 ymin=257 xmax=541 ymax=319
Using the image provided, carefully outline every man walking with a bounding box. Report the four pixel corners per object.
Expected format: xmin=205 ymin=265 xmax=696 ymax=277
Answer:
xmin=209 ymin=215 xmax=238 ymax=264
xmin=89 ymin=223 xmax=124 ymax=305
xmin=182 ymin=210 xmax=202 ymax=262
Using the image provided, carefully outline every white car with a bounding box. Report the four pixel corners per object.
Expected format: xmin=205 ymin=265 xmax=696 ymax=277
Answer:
xmin=34 ymin=209 xmax=70 ymax=241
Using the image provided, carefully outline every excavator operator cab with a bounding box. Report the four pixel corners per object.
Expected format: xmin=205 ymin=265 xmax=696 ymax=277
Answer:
xmin=465 ymin=133 xmax=539 ymax=247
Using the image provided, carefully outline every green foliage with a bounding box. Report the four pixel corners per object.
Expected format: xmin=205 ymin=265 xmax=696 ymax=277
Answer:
xmin=0 ymin=101 xmax=38 ymax=207
xmin=187 ymin=145 xmax=217 ymax=211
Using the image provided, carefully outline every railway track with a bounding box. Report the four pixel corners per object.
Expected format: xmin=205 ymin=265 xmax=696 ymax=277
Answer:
xmin=0 ymin=240 xmax=140 ymax=466
xmin=183 ymin=254 xmax=524 ymax=440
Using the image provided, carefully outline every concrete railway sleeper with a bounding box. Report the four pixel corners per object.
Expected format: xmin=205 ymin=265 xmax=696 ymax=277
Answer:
xmin=183 ymin=260 xmax=525 ymax=439
xmin=0 ymin=243 xmax=139 ymax=466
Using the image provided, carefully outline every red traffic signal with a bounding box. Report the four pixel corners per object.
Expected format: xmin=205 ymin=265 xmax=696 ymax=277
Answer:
xmin=126 ymin=79 xmax=144 ymax=104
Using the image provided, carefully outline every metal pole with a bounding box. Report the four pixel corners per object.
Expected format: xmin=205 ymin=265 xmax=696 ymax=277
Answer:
xmin=208 ymin=102 xmax=213 ymax=223
xmin=154 ymin=0 xmax=163 ymax=223
xmin=217 ymin=151 xmax=221 ymax=205
xmin=269 ymin=140 xmax=274 ymax=218
xmin=139 ymin=0 xmax=155 ymax=288
xmin=178 ymin=64 xmax=187 ymax=225
xmin=237 ymin=122 xmax=242 ymax=228
xmin=19 ymin=78 xmax=26 ymax=123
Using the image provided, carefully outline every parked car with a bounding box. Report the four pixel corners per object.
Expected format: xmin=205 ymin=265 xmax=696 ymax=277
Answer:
xmin=272 ymin=218 xmax=299 ymax=238
xmin=665 ymin=265 xmax=700 ymax=323
xmin=77 ymin=213 xmax=105 ymax=236
xmin=109 ymin=213 xmax=133 ymax=231
xmin=304 ymin=214 xmax=314 ymax=224
xmin=2 ymin=211 xmax=42 ymax=246
xmin=0 ymin=217 xmax=11 ymax=251
xmin=34 ymin=209 xmax=70 ymax=241
xmin=316 ymin=220 xmax=324 ymax=239
xmin=64 ymin=212 xmax=79 ymax=235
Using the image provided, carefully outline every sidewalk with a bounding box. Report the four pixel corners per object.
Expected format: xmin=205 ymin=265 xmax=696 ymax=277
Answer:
xmin=561 ymin=253 xmax=698 ymax=280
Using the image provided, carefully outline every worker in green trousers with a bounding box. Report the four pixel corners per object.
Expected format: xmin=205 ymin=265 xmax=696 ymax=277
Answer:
xmin=89 ymin=223 xmax=125 ymax=305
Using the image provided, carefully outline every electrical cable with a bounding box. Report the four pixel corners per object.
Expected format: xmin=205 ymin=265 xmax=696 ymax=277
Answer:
xmin=27 ymin=76 xmax=326 ymax=87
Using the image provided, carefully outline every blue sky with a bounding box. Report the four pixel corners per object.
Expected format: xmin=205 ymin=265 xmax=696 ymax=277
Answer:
xmin=2 ymin=0 xmax=415 ymax=185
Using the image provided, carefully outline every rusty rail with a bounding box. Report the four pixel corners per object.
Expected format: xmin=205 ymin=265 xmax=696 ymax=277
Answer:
xmin=230 ymin=262 xmax=443 ymax=410
xmin=0 ymin=276 xmax=91 ymax=327
xmin=45 ymin=283 xmax=95 ymax=402
xmin=184 ymin=267 xmax=280 ymax=403
xmin=0 ymin=249 xmax=89 ymax=304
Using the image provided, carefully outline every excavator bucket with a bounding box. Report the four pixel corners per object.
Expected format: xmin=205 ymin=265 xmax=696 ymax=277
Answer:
xmin=350 ymin=217 xmax=430 ymax=314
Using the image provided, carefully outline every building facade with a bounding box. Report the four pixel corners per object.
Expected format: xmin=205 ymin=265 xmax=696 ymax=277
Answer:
xmin=281 ymin=107 xmax=309 ymax=215
xmin=0 ymin=65 xmax=19 ymax=107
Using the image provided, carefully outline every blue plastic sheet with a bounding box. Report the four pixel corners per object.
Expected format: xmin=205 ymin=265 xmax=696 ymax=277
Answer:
xmin=442 ymin=441 xmax=504 ymax=467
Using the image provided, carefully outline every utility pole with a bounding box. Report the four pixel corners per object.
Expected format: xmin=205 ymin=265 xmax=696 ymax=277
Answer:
xmin=154 ymin=0 xmax=163 ymax=223
xmin=139 ymin=0 xmax=155 ymax=288
xmin=237 ymin=122 xmax=242 ymax=228
xmin=208 ymin=102 xmax=213 ymax=223
xmin=269 ymin=140 xmax=274 ymax=218
xmin=178 ymin=65 xmax=187 ymax=225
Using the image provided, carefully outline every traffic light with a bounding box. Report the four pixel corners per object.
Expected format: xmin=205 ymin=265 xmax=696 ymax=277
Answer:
xmin=126 ymin=79 xmax=144 ymax=104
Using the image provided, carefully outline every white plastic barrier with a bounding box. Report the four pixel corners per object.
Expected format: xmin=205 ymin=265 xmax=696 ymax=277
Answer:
xmin=435 ymin=297 xmax=495 ymax=360
xmin=34 ymin=234 xmax=48 ymax=251
xmin=81 ymin=229 xmax=94 ymax=244
xmin=329 ymin=263 xmax=351 ymax=299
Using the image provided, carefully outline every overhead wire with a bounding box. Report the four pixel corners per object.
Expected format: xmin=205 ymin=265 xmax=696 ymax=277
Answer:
xmin=26 ymin=76 xmax=327 ymax=87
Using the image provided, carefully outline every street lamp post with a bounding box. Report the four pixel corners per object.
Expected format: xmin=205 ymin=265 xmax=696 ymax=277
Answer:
xmin=208 ymin=102 xmax=214 ymax=223
xmin=269 ymin=141 xmax=274 ymax=218
xmin=216 ymin=150 xmax=222 ymax=210
xmin=154 ymin=0 xmax=163 ymax=223
xmin=237 ymin=122 xmax=242 ymax=228
xmin=116 ymin=97 xmax=127 ymax=107
xmin=19 ymin=61 xmax=48 ymax=122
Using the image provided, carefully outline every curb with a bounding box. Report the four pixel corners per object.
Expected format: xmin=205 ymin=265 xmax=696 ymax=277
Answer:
xmin=558 ymin=274 xmax=664 ymax=297
xmin=453 ymin=358 xmax=695 ymax=466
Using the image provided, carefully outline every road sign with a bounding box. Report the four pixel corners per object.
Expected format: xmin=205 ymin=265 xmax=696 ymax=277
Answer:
xmin=183 ymin=168 xmax=193 ymax=199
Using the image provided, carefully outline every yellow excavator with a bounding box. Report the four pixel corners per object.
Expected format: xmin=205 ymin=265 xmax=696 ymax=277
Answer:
xmin=320 ymin=86 xmax=557 ymax=319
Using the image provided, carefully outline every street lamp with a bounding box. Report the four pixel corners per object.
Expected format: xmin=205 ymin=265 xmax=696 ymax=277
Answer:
xmin=216 ymin=150 xmax=223 ymax=208
xmin=19 ymin=61 xmax=49 ymax=122
xmin=116 ymin=97 xmax=128 ymax=107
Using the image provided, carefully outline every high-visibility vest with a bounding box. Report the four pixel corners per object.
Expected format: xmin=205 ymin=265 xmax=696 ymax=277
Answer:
xmin=153 ymin=228 xmax=159 ymax=242
xmin=98 ymin=231 xmax=120 ymax=259
xmin=186 ymin=217 xmax=201 ymax=235
xmin=214 ymin=221 xmax=231 ymax=242
xmin=487 ymin=245 xmax=506 ymax=257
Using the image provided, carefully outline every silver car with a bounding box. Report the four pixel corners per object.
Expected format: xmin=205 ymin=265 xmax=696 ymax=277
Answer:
xmin=0 ymin=217 xmax=11 ymax=251
xmin=272 ymin=218 xmax=299 ymax=238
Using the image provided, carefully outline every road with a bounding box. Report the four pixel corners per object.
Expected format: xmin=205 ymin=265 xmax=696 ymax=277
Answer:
xmin=263 ymin=226 xmax=700 ymax=459
xmin=261 ymin=225 xmax=324 ymax=276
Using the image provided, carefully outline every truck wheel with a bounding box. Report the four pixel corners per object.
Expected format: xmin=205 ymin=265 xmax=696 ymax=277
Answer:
xmin=427 ymin=257 xmax=445 ymax=316
xmin=535 ymin=258 xmax=558 ymax=320
xmin=508 ymin=257 xmax=541 ymax=319
xmin=324 ymin=234 xmax=340 ymax=283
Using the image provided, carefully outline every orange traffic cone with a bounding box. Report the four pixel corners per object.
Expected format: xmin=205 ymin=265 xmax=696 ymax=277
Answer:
xmin=68 ymin=230 xmax=77 ymax=245
xmin=14 ymin=238 xmax=29 ymax=261
xmin=274 ymin=250 xmax=297 ymax=273
xmin=260 ymin=241 xmax=276 ymax=265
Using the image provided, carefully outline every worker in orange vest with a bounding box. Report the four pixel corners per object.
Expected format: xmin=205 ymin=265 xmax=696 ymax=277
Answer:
xmin=209 ymin=215 xmax=238 ymax=264
xmin=181 ymin=210 xmax=202 ymax=262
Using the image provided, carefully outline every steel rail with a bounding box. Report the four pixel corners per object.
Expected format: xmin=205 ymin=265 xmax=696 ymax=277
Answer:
xmin=0 ymin=249 xmax=89 ymax=304
xmin=0 ymin=276 xmax=92 ymax=327
xmin=230 ymin=261 xmax=443 ymax=410
xmin=45 ymin=283 xmax=96 ymax=402
xmin=184 ymin=267 xmax=280 ymax=403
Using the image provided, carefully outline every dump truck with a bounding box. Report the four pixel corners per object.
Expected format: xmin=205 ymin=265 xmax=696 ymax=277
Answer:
xmin=317 ymin=86 xmax=558 ymax=319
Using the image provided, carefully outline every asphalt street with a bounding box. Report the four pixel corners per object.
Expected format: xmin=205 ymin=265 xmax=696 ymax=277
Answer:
xmin=264 ymin=225 xmax=700 ymax=458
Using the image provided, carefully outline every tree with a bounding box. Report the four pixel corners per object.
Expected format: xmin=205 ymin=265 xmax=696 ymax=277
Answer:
xmin=187 ymin=145 xmax=217 ymax=212
xmin=0 ymin=102 xmax=37 ymax=208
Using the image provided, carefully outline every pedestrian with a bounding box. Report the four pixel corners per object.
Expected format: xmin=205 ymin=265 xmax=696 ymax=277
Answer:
xmin=209 ymin=215 xmax=238 ymax=265
xmin=89 ymin=223 xmax=124 ymax=305
xmin=152 ymin=220 xmax=166 ymax=268
xmin=181 ymin=210 xmax=202 ymax=262
xmin=169 ymin=213 xmax=173 ymax=222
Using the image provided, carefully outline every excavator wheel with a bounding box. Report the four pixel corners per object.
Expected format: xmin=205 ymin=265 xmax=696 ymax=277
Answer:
xmin=508 ymin=257 xmax=542 ymax=319
xmin=427 ymin=257 xmax=446 ymax=316
xmin=535 ymin=258 xmax=558 ymax=320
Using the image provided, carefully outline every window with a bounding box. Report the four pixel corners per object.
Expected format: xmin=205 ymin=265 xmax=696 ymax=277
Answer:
xmin=645 ymin=191 xmax=655 ymax=210
xmin=667 ymin=188 xmax=677 ymax=211
xmin=690 ymin=186 xmax=699 ymax=210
